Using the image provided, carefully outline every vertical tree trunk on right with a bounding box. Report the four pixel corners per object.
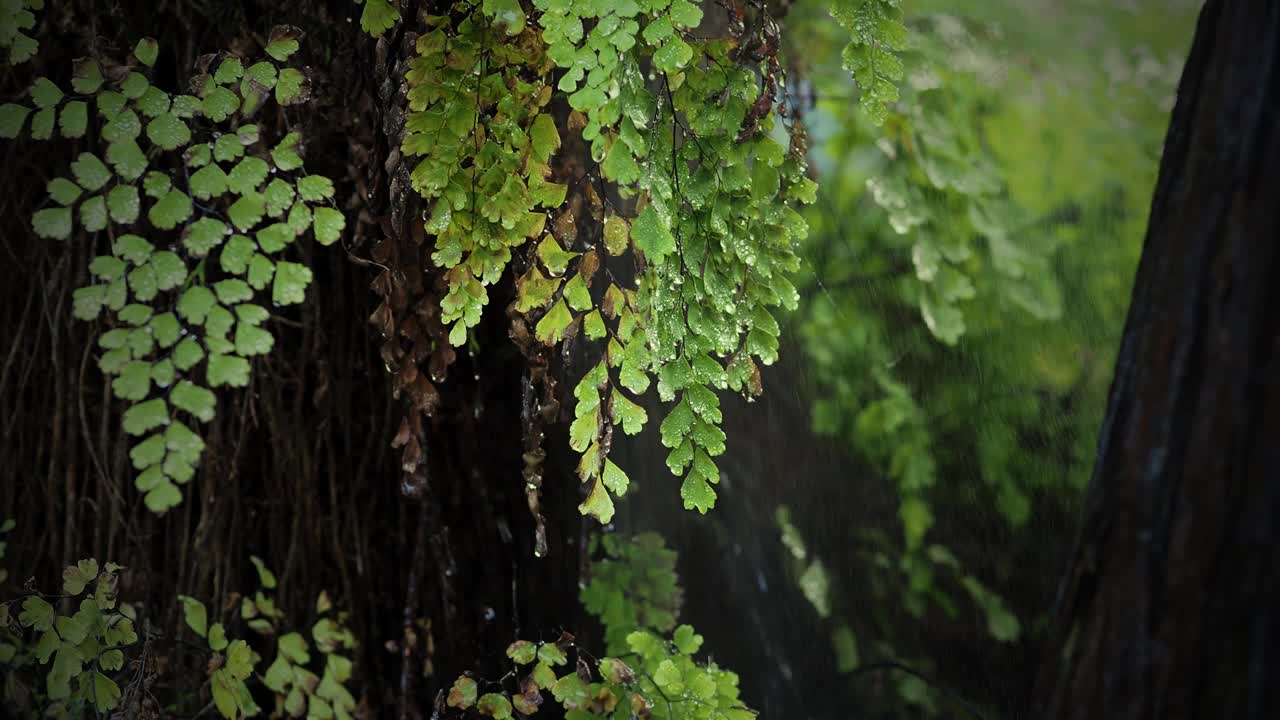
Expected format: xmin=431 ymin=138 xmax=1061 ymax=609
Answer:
xmin=1032 ymin=1 xmax=1280 ymax=718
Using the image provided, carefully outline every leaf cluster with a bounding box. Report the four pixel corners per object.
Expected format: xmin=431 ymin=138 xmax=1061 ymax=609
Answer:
xmin=2 ymin=30 xmax=339 ymax=515
xmin=4 ymin=558 xmax=138 ymax=715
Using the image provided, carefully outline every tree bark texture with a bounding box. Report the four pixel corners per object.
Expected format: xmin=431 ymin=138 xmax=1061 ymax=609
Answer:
xmin=1033 ymin=1 xmax=1280 ymax=718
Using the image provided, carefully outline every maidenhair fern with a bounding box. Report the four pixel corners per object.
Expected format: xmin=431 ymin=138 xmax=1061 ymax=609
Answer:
xmin=0 ymin=0 xmax=41 ymax=64
xmin=355 ymin=0 xmax=401 ymax=37
xmin=444 ymin=533 xmax=753 ymax=720
xmin=0 ymin=29 xmax=341 ymax=514
xmin=403 ymin=5 xmax=565 ymax=346
xmin=831 ymin=0 xmax=909 ymax=125
xmin=177 ymin=557 xmax=359 ymax=719
xmin=402 ymin=1 xmax=815 ymax=524
xmin=4 ymin=559 xmax=139 ymax=715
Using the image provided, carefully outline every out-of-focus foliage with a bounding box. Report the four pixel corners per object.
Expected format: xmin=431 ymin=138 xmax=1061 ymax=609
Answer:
xmin=781 ymin=0 xmax=1197 ymax=712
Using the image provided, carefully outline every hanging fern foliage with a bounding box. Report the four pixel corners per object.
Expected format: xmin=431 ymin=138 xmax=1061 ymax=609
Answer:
xmin=1 ymin=28 xmax=340 ymax=514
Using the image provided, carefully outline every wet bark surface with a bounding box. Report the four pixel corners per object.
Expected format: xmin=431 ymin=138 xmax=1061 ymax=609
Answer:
xmin=1033 ymin=2 xmax=1280 ymax=717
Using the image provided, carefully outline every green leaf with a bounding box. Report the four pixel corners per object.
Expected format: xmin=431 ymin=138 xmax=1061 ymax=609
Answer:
xmin=89 ymin=671 xmax=122 ymax=712
xmin=537 ymin=236 xmax=577 ymax=276
xmin=150 ymin=312 xmax=181 ymax=347
xmin=265 ymin=28 xmax=301 ymax=62
xmin=189 ymin=163 xmax=229 ymax=200
xmin=178 ymin=595 xmax=208 ymax=637
xmin=201 ymin=87 xmax=240 ymax=122
xmin=58 ymin=100 xmax=87 ymax=138
xmin=275 ymin=67 xmax=306 ymax=105
xmin=114 ymin=234 xmax=154 ymax=264
xmin=89 ymin=254 xmax=125 ymax=280
xmin=653 ymin=37 xmax=693 ymax=73
xmin=107 ymin=185 xmax=141 ymax=224
xmin=71 ymin=152 xmax=111 ymax=191
xmin=263 ymin=179 xmax=295 ymax=217
xmin=311 ymin=206 xmax=345 ymax=246
xmin=246 ymin=61 xmax=278 ymax=89
xmin=98 ymin=91 xmax=127 ymax=119
xmin=146 ymin=112 xmax=191 ymax=150
xmin=30 ymin=77 xmax=63 ymax=108
xmin=183 ymin=217 xmax=228 ymax=257
xmin=174 ymin=95 xmax=200 ymax=119
xmin=120 ymin=72 xmax=150 ymax=99
xmin=151 ymin=358 xmax=175 ymax=387
xmin=214 ymin=58 xmax=244 ymax=85
xmin=176 ymin=285 xmax=217 ymax=324
xmin=148 ymin=189 xmax=193 ymax=230
xmin=122 ymin=398 xmax=169 ymax=436
xmin=72 ymin=285 xmax=106 ymax=320
xmin=247 ymin=253 xmax=275 ymax=289
xmin=360 ymin=0 xmax=401 ymax=37
xmin=271 ymin=132 xmax=304 ymax=171
xmin=18 ymin=596 xmax=54 ymax=631
xmin=32 ymin=207 xmax=72 ymax=240
xmin=99 ymin=649 xmax=126 ymax=672
xmin=529 ymin=113 xmax=560 ymax=163
xmin=528 ymin=662 xmax=555 ymax=690
xmin=29 ymin=106 xmax=53 ymax=139
xmin=61 ymin=558 xmax=99 ymax=595
xmin=133 ymin=37 xmax=159 ymax=67
xmin=579 ymin=479 xmax=615 ymax=524
xmin=144 ymin=481 xmax=182 ymax=513
xmin=228 ymin=157 xmax=269 ymax=195
xmin=142 ymin=170 xmax=171 ymax=198
xmin=672 ymin=624 xmax=703 ymax=654
xmin=208 ymin=623 xmax=229 ymax=652
xmin=631 ymin=205 xmax=675 ymax=264
xmin=476 ymin=693 xmax=513 ymax=719
xmin=536 ymin=643 xmax=567 ymax=666
xmin=72 ymin=59 xmax=105 ymax=95
xmin=534 ymin=299 xmax=573 ymax=345
xmin=603 ymin=214 xmax=629 ymax=256
xmin=151 ymin=251 xmax=187 ymax=290
xmin=286 ymin=201 xmax=311 ymax=235
xmin=278 ymin=631 xmax=310 ymax=664
xmin=296 ymin=175 xmax=334 ymax=201
xmin=583 ymin=310 xmax=606 ymax=339
xmin=669 ymin=0 xmax=703 ymax=27
xmin=263 ymin=655 xmax=291 ymax=693
xmin=564 ymin=273 xmax=592 ymax=312
xmin=234 ymin=323 xmax=274 ymax=356
xmin=0 ymin=103 xmax=30 ymax=138
xmin=602 ymin=139 xmax=640 ymax=184
xmin=120 ymin=302 xmax=153 ymax=326
xmin=228 ymin=192 xmax=266 ymax=231
xmin=680 ymin=470 xmax=716 ymax=513
xmin=550 ymin=673 xmax=588 ymax=708
xmin=80 ymin=194 xmax=108 ymax=232
xmin=136 ymin=86 xmax=171 ymax=117
xmin=506 ymin=640 xmax=536 ymax=665
xmin=272 ymin=261 xmax=312 ymax=306
xmin=170 ymin=381 xmax=216 ymax=422
xmin=611 ymin=390 xmax=647 ymax=434
xmin=112 ymin=360 xmax=152 ymax=401
xmin=213 ymin=133 xmax=244 ymax=163
xmin=207 ymin=353 xmax=251 ymax=387
xmin=446 ymin=677 xmax=477 ymax=709
xmin=602 ymin=459 xmax=629 ymax=496
xmin=107 ymin=139 xmax=148 ymax=181
xmin=213 ymin=278 xmax=252 ymax=304
xmin=173 ymin=338 xmax=205 ymax=371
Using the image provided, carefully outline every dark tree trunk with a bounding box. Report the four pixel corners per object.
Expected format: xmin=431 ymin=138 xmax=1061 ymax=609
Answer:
xmin=1032 ymin=1 xmax=1280 ymax=718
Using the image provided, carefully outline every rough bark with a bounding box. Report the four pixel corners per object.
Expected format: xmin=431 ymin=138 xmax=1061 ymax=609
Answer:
xmin=1032 ymin=1 xmax=1280 ymax=717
